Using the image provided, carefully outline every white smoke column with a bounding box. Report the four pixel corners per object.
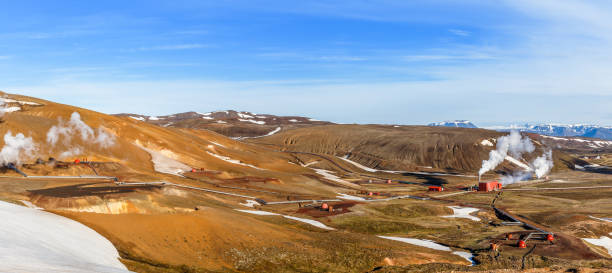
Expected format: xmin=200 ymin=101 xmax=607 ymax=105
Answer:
xmin=479 ymin=130 xmax=535 ymax=178
xmin=68 ymin=112 xmax=94 ymax=141
xmin=46 ymin=112 xmax=117 ymax=158
xmin=46 ymin=120 xmax=73 ymax=146
xmin=532 ymin=150 xmax=554 ymax=178
xmin=93 ymin=127 xmax=116 ymax=149
xmin=59 ymin=147 xmax=83 ymax=159
xmin=0 ymin=131 xmax=38 ymax=165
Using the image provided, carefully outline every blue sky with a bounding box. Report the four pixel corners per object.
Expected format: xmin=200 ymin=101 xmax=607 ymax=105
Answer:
xmin=1 ymin=0 xmax=611 ymax=126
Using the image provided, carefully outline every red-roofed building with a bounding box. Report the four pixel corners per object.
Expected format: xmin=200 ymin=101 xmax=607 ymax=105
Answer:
xmin=479 ymin=181 xmax=502 ymax=192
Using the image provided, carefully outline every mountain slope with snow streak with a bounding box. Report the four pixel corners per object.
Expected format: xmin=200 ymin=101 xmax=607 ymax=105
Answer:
xmin=114 ymin=111 xmax=332 ymax=139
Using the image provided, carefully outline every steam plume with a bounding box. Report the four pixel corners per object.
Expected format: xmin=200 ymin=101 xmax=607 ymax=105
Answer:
xmin=479 ymin=130 xmax=535 ymax=178
xmin=532 ymin=150 xmax=553 ymax=178
xmin=46 ymin=112 xmax=116 ymax=158
xmin=0 ymin=131 xmax=37 ymax=165
xmin=480 ymin=130 xmax=555 ymax=185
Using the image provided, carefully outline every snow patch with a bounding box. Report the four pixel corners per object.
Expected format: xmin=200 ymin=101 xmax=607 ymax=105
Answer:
xmin=209 ymin=141 xmax=226 ymax=148
xmin=0 ymin=98 xmax=41 ymax=106
xmin=378 ymin=236 xmax=473 ymax=265
xmin=288 ymin=119 xmax=299 ymax=122
xmin=378 ymin=236 xmax=451 ymax=251
xmin=136 ymin=142 xmax=191 ymax=176
xmin=312 ymin=168 xmax=348 ymax=183
xmin=589 ymin=215 xmax=612 ymax=223
xmin=480 ymin=139 xmax=494 ymax=146
xmin=206 ymin=151 xmax=264 ymax=170
xmin=238 ymin=119 xmax=265 ymax=125
xmin=442 ymin=206 xmax=480 ymax=221
xmin=338 ymin=155 xmax=378 ymax=172
xmin=148 ymin=116 xmax=160 ymax=121
xmin=583 ymin=236 xmax=612 ymax=256
xmin=236 ymin=209 xmax=278 ymax=216
xmin=20 ymin=200 xmax=43 ymax=210
xmin=237 ymin=112 xmax=254 ymax=119
xmin=336 ymin=193 xmax=367 ymax=201
xmin=129 ymin=116 xmax=145 ymax=121
xmin=235 ymin=210 xmax=334 ymax=230
xmin=282 ymin=215 xmax=335 ymax=230
xmin=239 ymin=200 xmax=260 ymax=208
xmin=0 ymin=200 xmax=129 ymax=272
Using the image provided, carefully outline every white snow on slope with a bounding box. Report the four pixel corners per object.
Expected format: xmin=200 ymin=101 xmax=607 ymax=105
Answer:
xmin=378 ymin=236 xmax=474 ymax=265
xmin=234 ymin=127 xmax=282 ymax=140
xmin=301 ymin=161 xmax=319 ymax=167
xmin=480 ymin=139 xmax=494 ymax=146
xmin=264 ymin=127 xmax=281 ymax=136
xmin=237 ymin=112 xmax=254 ymax=119
xmin=238 ymin=119 xmax=265 ymax=125
xmin=136 ymin=143 xmax=191 ymax=176
xmin=442 ymin=206 xmax=480 ymax=222
xmin=504 ymin=156 xmax=532 ymax=171
xmin=378 ymin=236 xmax=451 ymax=251
xmin=589 ymin=216 xmax=612 ymax=223
xmin=336 ymin=193 xmax=367 ymax=201
xmin=201 ymin=116 xmax=213 ymax=120
xmin=312 ymin=169 xmax=344 ymax=182
xmin=288 ymin=119 xmax=299 ymax=122
xmin=338 ymin=155 xmax=378 ymax=172
xmin=239 ymin=200 xmax=260 ymax=208
xmin=283 ymin=215 xmax=335 ymax=230
xmin=583 ymin=236 xmax=612 ymax=256
xmin=0 ymin=98 xmax=41 ymax=106
xmin=206 ymin=151 xmax=264 ymax=170
xmin=209 ymin=141 xmax=226 ymax=148
xmin=236 ymin=210 xmax=334 ymax=230
xmin=0 ymin=200 xmax=130 ymax=272
xmin=20 ymin=200 xmax=43 ymax=210
xmin=129 ymin=116 xmax=145 ymax=121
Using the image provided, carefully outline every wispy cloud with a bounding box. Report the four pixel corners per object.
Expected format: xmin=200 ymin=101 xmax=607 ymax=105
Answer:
xmin=449 ymin=29 xmax=470 ymax=36
xmin=0 ymin=55 xmax=12 ymax=60
xmin=403 ymin=53 xmax=494 ymax=62
xmin=136 ymin=44 xmax=210 ymax=51
xmin=257 ymin=52 xmax=366 ymax=62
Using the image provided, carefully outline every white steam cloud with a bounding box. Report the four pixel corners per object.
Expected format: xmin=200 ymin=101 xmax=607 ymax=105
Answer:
xmin=480 ymin=130 xmax=554 ymax=185
xmin=532 ymin=150 xmax=554 ymax=179
xmin=46 ymin=112 xmax=116 ymax=159
xmin=479 ymin=130 xmax=535 ymax=178
xmin=0 ymin=131 xmax=37 ymax=165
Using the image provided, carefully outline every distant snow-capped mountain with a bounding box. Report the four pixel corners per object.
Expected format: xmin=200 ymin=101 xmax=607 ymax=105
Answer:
xmin=496 ymin=124 xmax=612 ymax=140
xmin=428 ymin=120 xmax=478 ymax=128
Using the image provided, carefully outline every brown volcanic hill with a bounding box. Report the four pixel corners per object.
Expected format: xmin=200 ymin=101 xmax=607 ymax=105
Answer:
xmin=113 ymin=110 xmax=332 ymax=138
xmin=0 ymin=91 xmax=341 ymax=195
xmin=250 ymin=124 xmax=574 ymax=174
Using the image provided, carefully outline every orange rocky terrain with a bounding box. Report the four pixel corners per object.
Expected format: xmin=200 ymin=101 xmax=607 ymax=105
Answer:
xmin=0 ymin=91 xmax=609 ymax=272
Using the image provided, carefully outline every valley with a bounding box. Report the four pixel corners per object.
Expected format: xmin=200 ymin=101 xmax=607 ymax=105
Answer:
xmin=0 ymin=92 xmax=609 ymax=272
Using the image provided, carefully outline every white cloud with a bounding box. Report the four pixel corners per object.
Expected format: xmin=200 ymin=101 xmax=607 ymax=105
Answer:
xmin=137 ymin=44 xmax=209 ymax=51
xmin=449 ymin=29 xmax=470 ymax=36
